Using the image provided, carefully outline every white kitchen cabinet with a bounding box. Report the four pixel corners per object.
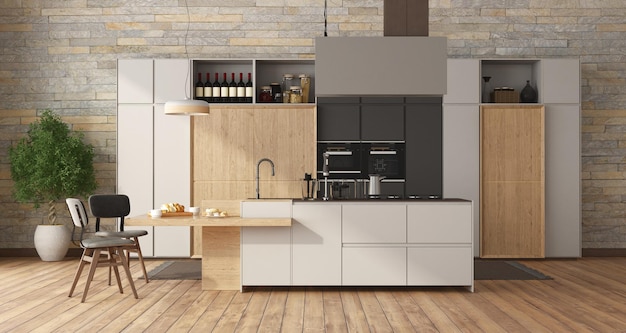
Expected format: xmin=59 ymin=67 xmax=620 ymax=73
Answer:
xmin=292 ymin=203 xmax=342 ymax=285
xmin=342 ymin=204 xmax=406 ymax=243
xmin=117 ymin=103 xmax=154 ymax=256
xmin=407 ymin=247 xmax=472 ymax=286
xmin=241 ymin=226 xmax=291 ymax=285
xmin=443 ymin=59 xmax=480 ymax=104
xmin=342 ymin=247 xmax=406 ymax=286
xmin=117 ymin=59 xmax=192 ymax=258
xmin=117 ymin=59 xmax=153 ymax=104
xmin=442 ymin=103 xmax=480 ymax=253
xmin=241 ymin=200 xmax=292 ymax=285
xmin=541 ymin=58 xmax=580 ymax=104
xmin=407 ymin=203 xmax=472 ymax=244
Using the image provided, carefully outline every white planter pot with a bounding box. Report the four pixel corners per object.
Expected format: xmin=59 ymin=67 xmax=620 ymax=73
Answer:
xmin=34 ymin=224 xmax=71 ymax=261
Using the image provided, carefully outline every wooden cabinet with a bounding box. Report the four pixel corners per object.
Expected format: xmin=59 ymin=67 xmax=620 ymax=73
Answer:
xmin=480 ymin=105 xmax=545 ymax=258
xmin=192 ymin=104 xmax=316 ymax=202
xmin=292 ymin=203 xmax=342 ymax=285
xmin=444 ymin=58 xmax=580 ymax=258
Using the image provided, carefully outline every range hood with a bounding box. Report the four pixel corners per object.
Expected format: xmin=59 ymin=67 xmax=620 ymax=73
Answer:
xmin=315 ymin=36 xmax=447 ymax=97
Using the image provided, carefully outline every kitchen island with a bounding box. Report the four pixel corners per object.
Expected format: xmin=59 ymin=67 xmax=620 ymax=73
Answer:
xmin=127 ymin=199 xmax=473 ymax=292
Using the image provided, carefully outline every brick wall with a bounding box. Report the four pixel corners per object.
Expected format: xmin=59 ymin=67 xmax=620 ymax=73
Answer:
xmin=1 ymin=1 xmax=625 ymax=249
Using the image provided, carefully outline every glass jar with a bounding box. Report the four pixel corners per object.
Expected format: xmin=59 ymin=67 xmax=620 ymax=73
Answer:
xmin=289 ymin=86 xmax=302 ymax=103
xmin=270 ymin=82 xmax=281 ymax=102
xmin=299 ymin=74 xmax=310 ymax=103
xmin=282 ymin=74 xmax=293 ymax=103
xmin=259 ymin=86 xmax=272 ymax=103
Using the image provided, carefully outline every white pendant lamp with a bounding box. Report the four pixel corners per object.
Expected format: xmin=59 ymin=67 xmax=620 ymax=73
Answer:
xmin=164 ymin=98 xmax=209 ymax=115
xmin=164 ymin=0 xmax=209 ymax=116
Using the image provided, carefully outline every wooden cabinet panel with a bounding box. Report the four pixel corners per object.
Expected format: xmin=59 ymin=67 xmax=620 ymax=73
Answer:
xmin=193 ymin=107 xmax=254 ymax=182
xmin=480 ymin=105 xmax=545 ymax=258
xmin=253 ymin=106 xmax=317 ymax=181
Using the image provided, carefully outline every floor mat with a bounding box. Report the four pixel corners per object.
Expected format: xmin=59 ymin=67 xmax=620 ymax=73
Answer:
xmin=474 ymin=260 xmax=552 ymax=280
xmin=145 ymin=259 xmax=551 ymax=281
xmin=144 ymin=260 xmax=201 ymax=280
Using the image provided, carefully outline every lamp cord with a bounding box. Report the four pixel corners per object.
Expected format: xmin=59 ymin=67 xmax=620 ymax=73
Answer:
xmin=324 ymin=0 xmax=328 ymax=36
xmin=183 ymin=0 xmax=191 ymax=100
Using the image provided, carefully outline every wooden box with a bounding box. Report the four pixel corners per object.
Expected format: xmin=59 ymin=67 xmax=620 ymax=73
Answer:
xmin=491 ymin=90 xmax=519 ymax=103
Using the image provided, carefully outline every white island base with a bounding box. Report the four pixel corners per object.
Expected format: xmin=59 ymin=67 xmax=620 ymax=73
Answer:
xmin=241 ymin=199 xmax=474 ymax=292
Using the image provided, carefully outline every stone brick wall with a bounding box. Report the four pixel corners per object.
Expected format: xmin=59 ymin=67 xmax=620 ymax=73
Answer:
xmin=1 ymin=1 xmax=625 ymax=250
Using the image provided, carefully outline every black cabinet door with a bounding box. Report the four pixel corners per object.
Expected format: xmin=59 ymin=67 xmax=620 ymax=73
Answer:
xmin=405 ymin=97 xmax=442 ymax=196
xmin=317 ymin=97 xmax=360 ymax=141
xmin=361 ymin=97 xmax=405 ymax=141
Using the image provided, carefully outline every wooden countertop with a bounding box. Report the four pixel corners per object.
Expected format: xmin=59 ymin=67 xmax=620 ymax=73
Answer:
xmin=126 ymin=215 xmax=292 ymax=227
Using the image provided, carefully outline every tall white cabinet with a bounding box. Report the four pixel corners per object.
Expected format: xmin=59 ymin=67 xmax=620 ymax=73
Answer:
xmin=117 ymin=59 xmax=191 ymax=257
xmin=443 ymin=58 xmax=581 ymax=258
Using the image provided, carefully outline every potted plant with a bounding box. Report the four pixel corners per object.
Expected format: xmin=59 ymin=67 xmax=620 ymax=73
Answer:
xmin=9 ymin=109 xmax=97 ymax=261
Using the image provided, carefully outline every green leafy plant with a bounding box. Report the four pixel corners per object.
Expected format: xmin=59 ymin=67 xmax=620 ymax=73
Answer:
xmin=9 ymin=109 xmax=97 ymax=224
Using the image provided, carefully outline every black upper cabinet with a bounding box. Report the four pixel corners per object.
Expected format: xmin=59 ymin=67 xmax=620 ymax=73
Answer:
xmin=317 ymin=97 xmax=360 ymax=141
xmin=405 ymin=97 xmax=443 ymax=196
xmin=361 ymin=97 xmax=405 ymax=141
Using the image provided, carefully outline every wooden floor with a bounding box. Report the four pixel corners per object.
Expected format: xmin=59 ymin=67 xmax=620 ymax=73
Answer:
xmin=1 ymin=257 xmax=625 ymax=333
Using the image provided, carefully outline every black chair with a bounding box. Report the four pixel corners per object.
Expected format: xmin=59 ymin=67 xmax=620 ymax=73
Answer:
xmin=66 ymin=198 xmax=139 ymax=303
xmin=88 ymin=194 xmax=149 ymax=283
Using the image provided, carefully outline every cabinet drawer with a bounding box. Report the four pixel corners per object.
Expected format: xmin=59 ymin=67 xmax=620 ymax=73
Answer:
xmin=407 ymin=247 xmax=472 ymax=286
xmin=342 ymin=204 xmax=406 ymax=243
xmin=407 ymin=203 xmax=472 ymax=243
xmin=342 ymin=247 xmax=406 ymax=285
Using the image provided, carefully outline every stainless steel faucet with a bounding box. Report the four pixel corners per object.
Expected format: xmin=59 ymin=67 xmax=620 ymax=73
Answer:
xmin=256 ymin=158 xmax=275 ymax=199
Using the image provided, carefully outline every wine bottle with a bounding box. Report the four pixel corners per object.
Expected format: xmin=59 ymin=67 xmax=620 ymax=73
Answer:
xmin=195 ymin=73 xmax=204 ymax=100
xmin=237 ymin=73 xmax=246 ymax=103
xmin=220 ymin=73 xmax=229 ymax=103
xmin=203 ymin=73 xmax=212 ymax=103
xmin=229 ymin=73 xmax=237 ymax=103
xmin=212 ymin=72 xmax=221 ymax=103
xmin=245 ymin=72 xmax=253 ymax=103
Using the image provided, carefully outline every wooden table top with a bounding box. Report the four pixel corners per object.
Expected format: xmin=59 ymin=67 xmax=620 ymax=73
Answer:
xmin=126 ymin=215 xmax=292 ymax=227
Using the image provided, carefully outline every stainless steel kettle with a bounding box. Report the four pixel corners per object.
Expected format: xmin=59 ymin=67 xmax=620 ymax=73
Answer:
xmin=368 ymin=174 xmax=386 ymax=198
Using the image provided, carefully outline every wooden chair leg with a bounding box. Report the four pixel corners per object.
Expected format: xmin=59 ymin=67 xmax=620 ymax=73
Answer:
xmin=117 ymin=247 xmax=139 ymax=299
xmin=110 ymin=247 xmax=124 ymax=294
xmin=81 ymin=248 xmax=101 ymax=303
xmin=68 ymin=249 xmax=89 ymax=297
xmin=133 ymin=237 xmax=149 ymax=283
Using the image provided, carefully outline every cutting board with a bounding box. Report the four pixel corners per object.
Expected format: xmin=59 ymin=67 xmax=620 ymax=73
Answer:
xmin=148 ymin=211 xmax=193 ymax=217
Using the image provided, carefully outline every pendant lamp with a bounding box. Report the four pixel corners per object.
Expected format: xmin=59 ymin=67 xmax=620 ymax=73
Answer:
xmin=164 ymin=98 xmax=209 ymax=115
xmin=164 ymin=0 xmax=209 ymax=116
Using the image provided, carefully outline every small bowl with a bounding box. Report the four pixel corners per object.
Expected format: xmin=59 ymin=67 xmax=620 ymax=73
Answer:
xmin=150 ymin=209 xmax=162 ymax=217
xmin=189 ymin=207 xmax=200 ymax=216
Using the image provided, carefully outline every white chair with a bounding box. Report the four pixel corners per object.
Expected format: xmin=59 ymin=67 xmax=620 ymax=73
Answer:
xmin=66 ymin=198 xmax=139 ymax=303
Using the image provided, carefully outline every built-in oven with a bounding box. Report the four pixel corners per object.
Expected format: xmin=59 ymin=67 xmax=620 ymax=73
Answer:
xmin=317 ymin=143 xmax=363 ymax=179
xmin=363 ymin=142 xmax=405 ymax=180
